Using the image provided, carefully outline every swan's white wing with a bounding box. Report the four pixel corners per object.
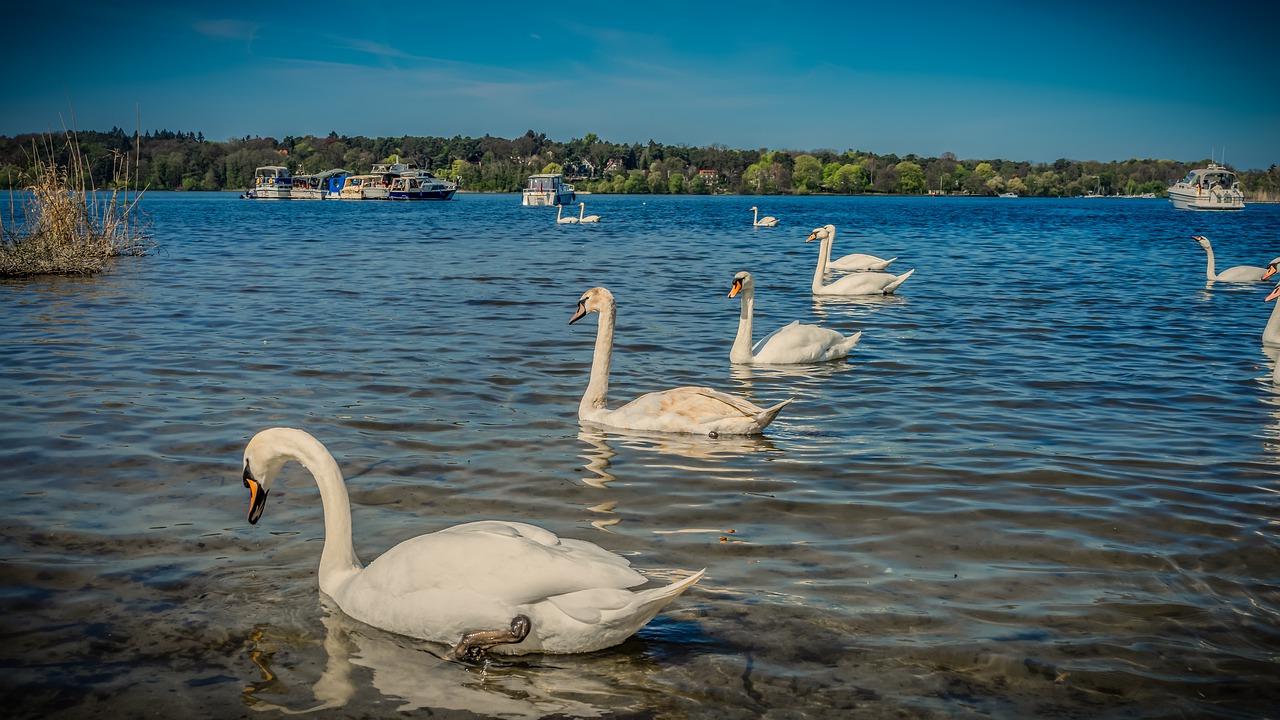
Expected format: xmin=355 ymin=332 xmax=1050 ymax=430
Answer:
xmin=1216 ymin=265 xmax=1267 ymax=282
xmin=752 ymin=322 xmax=859 ymax=364
xmin=829 ymin=253 xmax=895 ymax=272
xmin=354 ymin=521 xmax=645 ymax=605
xmin=818 ymin=268 xmax=914 ymax=295
xmin=597 ymin=386 xmax=789 ymax=435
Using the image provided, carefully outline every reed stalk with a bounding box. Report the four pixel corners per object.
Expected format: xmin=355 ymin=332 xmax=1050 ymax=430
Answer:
xmin=0 ymin=129 xmax=154 ymax=277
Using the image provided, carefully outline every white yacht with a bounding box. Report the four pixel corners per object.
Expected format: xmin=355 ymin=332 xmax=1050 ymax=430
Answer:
xmin=1168 ymin=164 xmax=1245 ymax=211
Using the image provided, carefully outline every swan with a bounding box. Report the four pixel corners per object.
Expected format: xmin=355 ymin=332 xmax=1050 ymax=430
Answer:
xmin=240 ymin=427 xmax=704 ymax=658
xmin=1264 ymin=279 xmax=1280 ymax=346
xmin=569 ymin=287 xmax=793 ymax=435
xmin=556 ymin=204 xmax=579 ymax=224
xmin=806 ymin=226 xmax=915 ymax=295
xmin=1194 ymin=235 xmax=1266 ymax=281
xmin=728 ymin=271 xmax=862 ymax=364
xmin=809 ymin=224 xmax=896 ymax=272
xmin=751 ymin=206 xmax=778 ymax=227
xmin=578 ymin=202 xmax=601 ymax=223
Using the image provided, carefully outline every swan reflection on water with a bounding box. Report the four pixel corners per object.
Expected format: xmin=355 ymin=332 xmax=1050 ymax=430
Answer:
xmin=576 ymin=424 xmax=777 ymax=489
xmin=241 ymin=597 xmax=644 ymax=717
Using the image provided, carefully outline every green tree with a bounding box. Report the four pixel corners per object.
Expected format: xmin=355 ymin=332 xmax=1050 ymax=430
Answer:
xmin=895 ymin=161 xmax=926 ymax=194
xmin=793 ymin=154 xmax=822 ymax=193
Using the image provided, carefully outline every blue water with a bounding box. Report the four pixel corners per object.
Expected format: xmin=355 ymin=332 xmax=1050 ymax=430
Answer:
xmin=2 ymin=192 xmax=1279 ymax=718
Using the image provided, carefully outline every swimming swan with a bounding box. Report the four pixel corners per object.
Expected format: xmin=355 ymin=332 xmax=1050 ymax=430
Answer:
xmin=809 ymin=224 xmax=896 ymax=272
xmin=578 ymin=203 xmax=601 ymax=223
xmin=569 ymin=287 xmax=793 ymax=435
xmin=1264 ymin=277 xmax=1280 ymax=346
xmin=1194 ymin=235 xmax=1265 ymax=282
xmin=806 ymin=226 xmax=915 ymax=295
xmin=751 ymin=207 xmax=778 ymax=227
xmin=556 ymin=204 xmax=579 ymax=224
xmin=240 ymin=427 xmax=704 ymax=658
xmin=728 ymin=271 xmax=861 ymax=364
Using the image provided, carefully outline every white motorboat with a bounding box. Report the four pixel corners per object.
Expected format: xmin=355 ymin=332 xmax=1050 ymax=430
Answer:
xmin=250 ymin=166 xmax=293 ymax=199
xmin=291 ymin=168 xmax=350 ymax=200
xmin=337 ymin=174 xmax=389 ymax=200
xmin=1168 ymin=163 xmax=1245 ymax=211
xmin=388 ymin=172 xmax=457 ymax=200
xmin=522 ymin=173 xmax=575 ymax=206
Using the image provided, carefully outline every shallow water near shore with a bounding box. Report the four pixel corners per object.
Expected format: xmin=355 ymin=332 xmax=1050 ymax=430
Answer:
xmin=2 ymin=192 xmax=1279 ymax=718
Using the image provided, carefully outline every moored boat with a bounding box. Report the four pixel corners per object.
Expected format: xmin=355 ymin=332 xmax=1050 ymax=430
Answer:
xmin=388 ymin=172 xmax=457 ymax=200
xmin=523 ymin=173 xmax=575 ymax=206
xmin=1168 ymin=163 xmax=1245 ymax=211
xmin=291 ymin=168 xmax=350 ymax=200
xmin=251 ymin=166 xmax=293 ymax=199
xmin=338 ymin=174 xmax=390 ymax=200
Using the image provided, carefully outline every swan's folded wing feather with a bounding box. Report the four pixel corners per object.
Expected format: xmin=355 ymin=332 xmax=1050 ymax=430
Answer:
xmin=359 ymin=523 xmax=646 ymax=604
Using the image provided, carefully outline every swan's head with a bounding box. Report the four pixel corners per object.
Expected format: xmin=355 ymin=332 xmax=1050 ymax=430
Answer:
xmin=806 ymin=225 xmax=835 ymax=243
xmin=1264 ymin=258 xmax=1280 ymax=280
xmin=750 ymin=206 xmax=758 ymax=211
xmin=1193 ymin=235 xmax=1211 ymax=250
xmin=1268 ymin=282 xmax=1280 ymax=303
xmin=569 ymin=287 xmax=615 ymax=324
xmin=241 ymin=427 xmax=318 ymax=524
xmin=728 ymin=271 xmax=753 ymax=298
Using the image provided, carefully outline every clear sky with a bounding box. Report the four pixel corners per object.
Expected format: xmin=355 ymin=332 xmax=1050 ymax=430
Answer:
xmin=4 ymin=2 xmax=1277 ymax=169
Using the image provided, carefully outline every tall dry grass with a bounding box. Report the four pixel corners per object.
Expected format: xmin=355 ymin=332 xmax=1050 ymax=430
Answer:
xmin=1 ymin=130 xmax=154 ymax=277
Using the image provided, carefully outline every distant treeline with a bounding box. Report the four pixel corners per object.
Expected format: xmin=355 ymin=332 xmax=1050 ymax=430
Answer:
xmin=2 ymin=128 xmax=1278 ymax=199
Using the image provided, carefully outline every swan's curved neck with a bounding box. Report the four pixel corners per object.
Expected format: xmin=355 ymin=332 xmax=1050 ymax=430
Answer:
xmin=812 ymin=233 xmax=832 ymax=292
xmin=557 ymin=205 xmax=564 ymax=221
xmin=731 ymin=286 xmax=755 ymax=363
xmin=1265 ymin=299 xmax=1280 ymax=346
xmin=277 ymin=433 xmax=363 ymax=594
xmin=1203 ymin=244 xmax=1217 ymax=280
xmin=583 ymin=304 xmax=616 ymax=413
xmin=579 ymin=204 xmax=585 ymax=220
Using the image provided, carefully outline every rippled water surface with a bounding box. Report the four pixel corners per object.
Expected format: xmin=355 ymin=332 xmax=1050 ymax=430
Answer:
xmin=3 ymin=192 xmax=1280 ymax=719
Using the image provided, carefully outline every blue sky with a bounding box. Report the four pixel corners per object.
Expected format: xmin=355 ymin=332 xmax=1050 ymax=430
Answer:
xmin=4 ymin=2 xmax=1277 ymax=169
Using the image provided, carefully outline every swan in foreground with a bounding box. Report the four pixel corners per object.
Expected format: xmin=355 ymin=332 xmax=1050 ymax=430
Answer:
xmin=1194 ymin=235 xmax=1265 ymax=281
xmin=1265 ymin=280 xmax=1280 ymax=347
xmin=240 ymin=427 xmax=704 ymax=659
xmin=751 ymin=207 xmax=778 ymax=227
xmin=556 ymin=204 xmax=579 ymax=224
xmin=569 ymin=287 xmax=793 ymax=435
xmin=806 ymin=226 xmax=915 ymax=295
xmin=728 ymin=271 xmax=861 ymax=364
xmin=578 ymin=203 xmax=601 ymax=223
xmin=809 ymin=224 xmax=896 ymax=271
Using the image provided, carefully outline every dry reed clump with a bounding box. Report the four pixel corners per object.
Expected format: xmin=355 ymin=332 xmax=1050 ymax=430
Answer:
xmin=0 ymin=132 xmax=154 ymax=277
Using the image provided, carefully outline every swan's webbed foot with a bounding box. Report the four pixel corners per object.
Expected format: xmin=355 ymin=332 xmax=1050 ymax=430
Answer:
xmin=449 ymin=615 xmax=531 ymax=662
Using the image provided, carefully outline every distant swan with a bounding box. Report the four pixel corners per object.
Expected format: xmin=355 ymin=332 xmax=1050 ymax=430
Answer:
xmin=557 ymin=204 xmax=579 ymax=224
xmin=728 ymin=270 xmax=861 ymax=364
xmin=1194 ymin=235 xmax=1265 ymax=281
xmin=569 ymin=286 xmax=793 ymax=435
xmin=240 ymin=427 xmax=704 ymax=659
xmin=810 ymin=224 xmax=896 ymax=272
xmin=806 ymin=226 xmax=915 ymax=295
xmin=751 ymin=206 xmax=778 ymax=227
xmin=578 ymin=203 xmax=601 ymax=223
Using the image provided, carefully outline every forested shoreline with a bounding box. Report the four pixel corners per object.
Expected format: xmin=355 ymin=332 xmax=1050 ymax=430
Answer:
xmin=3 ymin=128 xmax=1278 ymax=200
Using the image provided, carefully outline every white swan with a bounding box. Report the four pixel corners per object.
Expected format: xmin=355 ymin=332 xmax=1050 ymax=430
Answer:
xmin=578 ymin=202 xmax=601 ymax=223
xmin=556 ymin=204 xmax=579 ymax=224
xmin=569 ymin=287 xmax=793 ymax=435
xmin=1264 ymin=280 xmax=1280 ymax=347
xmin=806 ymin=226 xmax=915 ymax=295
xmin=751 ymin=206 xmax=778 ymax=227
xmin=240 ymin=427 xmax=704 ymax=658
xmin=728 ymin=271 xmax=862 ymax=364
xmin=809 ymin=224 xmax=896 ymax=271
xmin=1194 ymin=235 xmax=1265 ymax=281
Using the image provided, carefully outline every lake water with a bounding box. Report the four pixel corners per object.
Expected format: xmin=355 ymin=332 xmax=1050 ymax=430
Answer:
xmin=2 ymin=192 xmax=1279 ymax=719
